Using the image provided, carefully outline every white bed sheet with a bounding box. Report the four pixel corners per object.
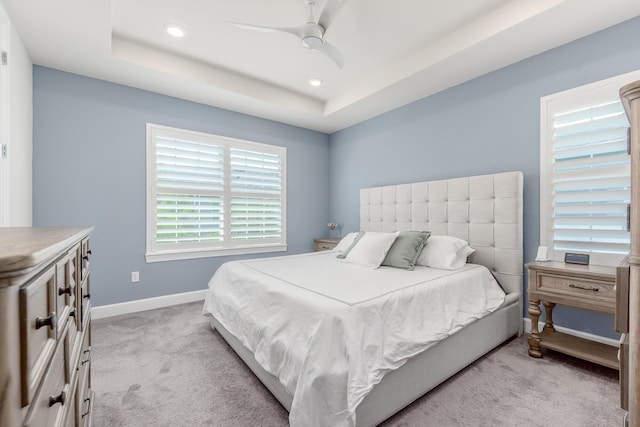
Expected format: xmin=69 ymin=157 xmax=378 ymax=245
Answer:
xmin=202 ymin=251 xmax=506 ymax=427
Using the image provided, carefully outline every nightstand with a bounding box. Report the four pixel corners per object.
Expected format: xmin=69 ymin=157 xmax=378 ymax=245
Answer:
xmin=314 ymin=238 xmax=340 ymax=252
xmin=525 ymin=260 xmax=618 ymax=369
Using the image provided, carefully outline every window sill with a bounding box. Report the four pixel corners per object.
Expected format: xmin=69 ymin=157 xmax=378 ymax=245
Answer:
xmin=146 ymin=243 xmax=288 ymax=263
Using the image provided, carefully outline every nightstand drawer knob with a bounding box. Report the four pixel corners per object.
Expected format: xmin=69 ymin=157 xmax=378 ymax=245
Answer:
xmin=569 ymin=283 xmax=599 ymax=292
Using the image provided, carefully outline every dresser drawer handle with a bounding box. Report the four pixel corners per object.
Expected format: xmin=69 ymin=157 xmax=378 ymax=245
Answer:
xmin=35 ymin=311 xmax=57 ymax=330
xmin=81 ymin=346 xmax=91 ymax=365
xmin=569 ymin=283 xmax=599 ymax=292
xmin=58 ymin=284 xmax=74 ymax=296
xmin=49 ymin=389 xmax=66 ymax=407
xmin=82 ymin=397 xmax=91 ymax=418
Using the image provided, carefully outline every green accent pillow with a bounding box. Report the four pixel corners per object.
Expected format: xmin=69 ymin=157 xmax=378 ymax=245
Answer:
xmin=382 ymin=231 xmax=430 ymax=270
xmin=336 ymin=231 xmax=365 ymax=259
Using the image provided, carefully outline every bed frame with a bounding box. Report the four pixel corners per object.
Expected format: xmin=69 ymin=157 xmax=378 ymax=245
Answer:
xmin=209 ymin=171 xmax=524 ymax=426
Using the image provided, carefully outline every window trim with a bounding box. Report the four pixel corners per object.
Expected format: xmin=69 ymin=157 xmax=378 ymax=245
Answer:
xmin=539 ymin=70 xmax=640 ymax=267
xmin=145 ymin=123 xmax=287 ymax=263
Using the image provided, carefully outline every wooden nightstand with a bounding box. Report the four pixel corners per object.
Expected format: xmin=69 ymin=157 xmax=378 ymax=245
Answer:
xmin=314 ymin=238 xmax=340 ymax=252
xmin=525 ymin=260 xmax=618 ymax=369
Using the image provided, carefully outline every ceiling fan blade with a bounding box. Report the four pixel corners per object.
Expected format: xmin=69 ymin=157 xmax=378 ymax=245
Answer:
xmin=317 ymin=0 xmax=349 ymax=31
xmin=229 ymin=21 xmax=305 ymax=38
xmin=317 ymin=41 xmax=344 ymax=68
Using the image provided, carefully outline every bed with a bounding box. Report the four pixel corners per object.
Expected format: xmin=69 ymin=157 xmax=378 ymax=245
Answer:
xmin=202 ymin=171 xmax=524 ymax=426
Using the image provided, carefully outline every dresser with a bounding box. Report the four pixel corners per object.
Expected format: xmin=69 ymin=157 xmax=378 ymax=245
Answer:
xmin=526 ymin=261 xmax=619 ymax=369
xmin=620 ymin=80 xmax=640 ymax=426
xmin=0 ymin=227 xmax=94 ymax=427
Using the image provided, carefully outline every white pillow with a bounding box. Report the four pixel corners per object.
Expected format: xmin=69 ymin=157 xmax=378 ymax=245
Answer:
xmin=343 ymin=231 xmax=399 ymax=269
xmin=333 ymin=232 xmax=359 ymax=252
xmin=416 ymin=235 xmax=475 ymax=270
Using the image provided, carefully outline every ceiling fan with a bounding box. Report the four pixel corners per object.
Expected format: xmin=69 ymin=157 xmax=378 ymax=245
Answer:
xmin=230 ymin=0 xmax=349 ymax=68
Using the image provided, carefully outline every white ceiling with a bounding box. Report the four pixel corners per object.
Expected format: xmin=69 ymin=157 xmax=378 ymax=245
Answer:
xmin=3 ymin=0 xmax=640 ymax=133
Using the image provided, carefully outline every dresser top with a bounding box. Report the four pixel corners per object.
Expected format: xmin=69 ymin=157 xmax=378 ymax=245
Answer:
xmin=0 ymin=226 xmax=93 ymax=280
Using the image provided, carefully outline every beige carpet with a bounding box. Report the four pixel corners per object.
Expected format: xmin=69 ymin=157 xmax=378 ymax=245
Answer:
xmin=91 ymin=301 xmax=624 ymax=426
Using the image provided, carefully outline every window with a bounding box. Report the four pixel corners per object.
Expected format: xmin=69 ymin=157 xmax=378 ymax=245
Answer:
xmin=540 ymin=71 xmax=640 ymax=266
xmin=146 ymin=124 xmax=287 ymax=262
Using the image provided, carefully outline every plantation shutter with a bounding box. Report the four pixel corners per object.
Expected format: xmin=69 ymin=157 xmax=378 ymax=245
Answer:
xmin=155 ymin=136 xmax=225 ymax=245
xmin=147 ymin=123 xmax=287 ymax=260
xmin=551 ymin=100 xmax=631 ymax=255
xmin=229 ymin=147 xmax=283 ymax=242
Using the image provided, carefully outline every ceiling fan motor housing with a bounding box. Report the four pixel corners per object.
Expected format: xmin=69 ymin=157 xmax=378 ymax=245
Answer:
xmin=301 ymin=23 xmax=324 ymax=49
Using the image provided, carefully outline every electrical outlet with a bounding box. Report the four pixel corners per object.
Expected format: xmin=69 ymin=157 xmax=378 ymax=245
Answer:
xmin=131 ymin=271 xmax=140 ymax=283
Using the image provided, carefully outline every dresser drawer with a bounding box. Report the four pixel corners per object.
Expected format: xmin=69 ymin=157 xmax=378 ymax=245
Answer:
xmin=55 ymin=252 xmax=76 ymax=339
xmin=79 ymin=238 xmax=91 ymax=283
xmin=79 ymin=276 xmax=91 ymax=331
xmin=20 ymin=265 xmax=58 ymax=406
xmin=63 ymin=379 xmax=79 ymax=427
xmin=77 ymin=327 xmax=91 ymax=394
xmin=80 ymin=390 xmax=94 ymax=427
xmin=78 ymin=328 xmax=93 ymax=427
xmin=65 ymin=314 xmax=81 ymax=381
xmin=23 ymin=336 xmax=69 ymax=427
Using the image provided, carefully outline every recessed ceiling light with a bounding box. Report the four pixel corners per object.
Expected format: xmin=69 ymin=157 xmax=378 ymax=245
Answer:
xmin=308 ymin=78 xmax=323 ymax=87
xmin=164 ymin=24 xmax=186 ymax=38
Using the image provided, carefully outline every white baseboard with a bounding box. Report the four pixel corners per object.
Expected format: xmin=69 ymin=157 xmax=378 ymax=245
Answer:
xmin=522 ymin=318 xmax=620 ymax=347
xmin=92 ymin=289 xmax=208 ymax=320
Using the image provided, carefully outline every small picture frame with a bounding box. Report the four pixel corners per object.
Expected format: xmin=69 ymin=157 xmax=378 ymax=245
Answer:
xmin=564 ymin=252 xmax=590 ymax=265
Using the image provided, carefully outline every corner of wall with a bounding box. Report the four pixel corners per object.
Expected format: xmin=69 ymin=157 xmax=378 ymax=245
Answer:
xmin=0 ymin=3 xmax=33 ymax=226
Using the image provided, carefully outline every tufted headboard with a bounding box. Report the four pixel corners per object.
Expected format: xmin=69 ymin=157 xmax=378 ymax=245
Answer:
xmin=360 ymin=171 xmax=523 ymax=300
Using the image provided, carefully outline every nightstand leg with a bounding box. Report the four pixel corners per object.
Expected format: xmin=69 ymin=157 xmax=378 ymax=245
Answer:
xmin=542 ymin=301 xmax=556 ymax=332
xmin=528 ymin=298 xmax=542 ymax=358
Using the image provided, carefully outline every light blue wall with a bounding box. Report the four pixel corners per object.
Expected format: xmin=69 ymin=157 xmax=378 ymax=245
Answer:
xmin=329 ymin=16 xmax=640 ymax=339
xmin=33 ymin=67 xmax=330 ymax=306
xmin=33 ymin=16 xmax=640 ymax=337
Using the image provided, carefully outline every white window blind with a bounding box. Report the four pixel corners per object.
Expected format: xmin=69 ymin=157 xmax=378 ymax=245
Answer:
xmin=230 ymin=148 xmax=283 ymax=242
xmin=551 ymin=101 xmax=630 ymax=256
xmin=146 ymin=124 xmax=287 ymax=262
xmin=155 ymin=136 xmax=225 ymax=245
xmin=540 ymin=71 xmax=640 ymax=266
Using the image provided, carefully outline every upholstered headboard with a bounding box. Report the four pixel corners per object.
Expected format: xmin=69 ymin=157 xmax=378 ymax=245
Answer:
xmin=360 ymin=171 xmax=523 ymax=299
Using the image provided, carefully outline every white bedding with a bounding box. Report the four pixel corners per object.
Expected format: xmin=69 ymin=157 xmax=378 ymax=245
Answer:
xmin=202 ymin=251 xmax=506 ymax=427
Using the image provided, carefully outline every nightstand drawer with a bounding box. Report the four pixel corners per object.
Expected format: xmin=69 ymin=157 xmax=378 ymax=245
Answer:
xmin=314 ymin=238 xmax=340 ymax=252
xmin=538 ymin=274 xmax=615 ymax=300
xmin=527 ymin=261 xmax=616 ymax=314
xmin=315 ymin=242 xmax=335 ymax=251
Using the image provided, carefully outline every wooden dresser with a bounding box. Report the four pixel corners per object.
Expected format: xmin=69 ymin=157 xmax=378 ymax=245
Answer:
xmin=0 ymin=227 xmax=94 ymax=427
xmin=620 ymin=80 xmax=640 ymax=427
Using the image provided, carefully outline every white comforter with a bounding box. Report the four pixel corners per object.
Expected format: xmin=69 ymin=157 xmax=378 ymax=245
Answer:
xmin=202 ymin=251 xmax=506 ymax=427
